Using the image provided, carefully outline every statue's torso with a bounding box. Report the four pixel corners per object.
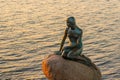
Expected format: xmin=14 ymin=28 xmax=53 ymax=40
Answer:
xmin=67 ymin=27 xmax=82 ymax=48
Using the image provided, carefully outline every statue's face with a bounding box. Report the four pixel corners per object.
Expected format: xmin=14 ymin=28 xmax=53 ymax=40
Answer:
xmin=67 ymin=19 xmax=75 ymax=29
xmin=67 ymin=21 xmax=75 ymax=28
xmin=66 ymin=17 xmax=76 ymax=29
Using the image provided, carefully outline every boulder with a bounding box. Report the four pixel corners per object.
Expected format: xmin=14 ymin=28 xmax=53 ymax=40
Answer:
xmin=42 ymin=54 xmax=102 ymax=80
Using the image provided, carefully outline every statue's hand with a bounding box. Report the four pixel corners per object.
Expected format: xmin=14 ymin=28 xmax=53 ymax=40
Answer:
xmin=66 ymin=27 xmax=69 ymax=31
xmin=54 ymin=51 xmax=62 ymax=55
xmin=65 ymin=28 xmax=69 ymax=33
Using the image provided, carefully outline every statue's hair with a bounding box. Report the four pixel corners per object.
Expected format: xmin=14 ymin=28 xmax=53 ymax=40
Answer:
xmin=67 ymin=16 xmax=76 ymax=24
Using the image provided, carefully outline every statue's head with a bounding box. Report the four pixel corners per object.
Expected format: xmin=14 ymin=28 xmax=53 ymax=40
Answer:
xmin=66 ymin=16 xmax=76 ymax=29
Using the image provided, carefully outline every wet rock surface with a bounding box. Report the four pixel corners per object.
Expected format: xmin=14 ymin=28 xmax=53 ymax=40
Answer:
xmin=42 ymin=54 xmax=102 ymax=80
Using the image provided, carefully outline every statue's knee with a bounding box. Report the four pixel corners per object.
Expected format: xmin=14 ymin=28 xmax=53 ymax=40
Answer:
xmin=54 ymin=51 xmax=61 ymax=55
xmin=61 ymin=51 xmax=67 ymax=57
xmin=76 ymin=49 xmax=82 ymax=55
xmin=67 ymin=52 xmax=76 ymax=58
xmin=67 ymin=52 xmax=72 ymax=57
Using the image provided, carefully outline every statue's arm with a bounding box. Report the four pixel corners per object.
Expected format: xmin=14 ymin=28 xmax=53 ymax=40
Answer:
xmin=59 ymin=28 xmax=68 ymax=51
xmin=77 ymin=28 xmax=83 ymax=45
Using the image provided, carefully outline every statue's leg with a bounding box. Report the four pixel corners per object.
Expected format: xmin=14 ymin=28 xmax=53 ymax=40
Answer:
xmin=81 ymin=55 xmax=92 ymax=62
xmin=67 ymin=50 xmax=92 ymax=66
xmin=67 ymin=47 xmax=83 ymax=60
xmin=81 ymin=55 xmax=98 ymax=69
xmin=74 ymin=47 xmax=83 ymax=55
xmin=67 ymin=51 xmax=78 ymax=60
xmin=61 ymin=46 xmax=71 ymax=58
xmin=74 ymin=47 xmax=92 ymax=63
xmin=54 ymin=51 xmax=62 ymax=55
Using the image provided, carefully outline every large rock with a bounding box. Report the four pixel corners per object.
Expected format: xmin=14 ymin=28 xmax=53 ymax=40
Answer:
xmin=42 ymin=54 xmax=102 ymax=80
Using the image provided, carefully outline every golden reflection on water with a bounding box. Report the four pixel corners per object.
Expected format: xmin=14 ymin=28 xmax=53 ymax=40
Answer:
xmin=0 ymin=0 xmax=120 ymax=80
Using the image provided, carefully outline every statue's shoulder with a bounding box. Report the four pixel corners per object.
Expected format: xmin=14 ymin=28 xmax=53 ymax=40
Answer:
xmin=76 ymin=27 xmax=83 ymax=35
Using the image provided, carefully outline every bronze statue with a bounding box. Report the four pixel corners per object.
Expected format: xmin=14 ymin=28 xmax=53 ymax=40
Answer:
xmin=54 ymin=16 xmax=98 ymax=68
xmin=56 ymin=16 xmax=83 ymax=60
